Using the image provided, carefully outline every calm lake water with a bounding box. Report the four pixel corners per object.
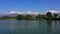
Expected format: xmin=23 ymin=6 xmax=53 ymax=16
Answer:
xmin=0 ymin=20 xmax=60 ymax=34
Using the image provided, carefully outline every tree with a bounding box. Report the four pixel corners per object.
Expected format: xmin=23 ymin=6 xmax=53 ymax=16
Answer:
xmin=36 ymin=14 xmax=43 ymax=20
xmin=2 ymin=16 xmax=11 ymax=19
xmin=53 ymin=13 xmax=58 ymax=19
xmin=57 ymin=16 xmax=60 ymax=20
xmin=46 ymin=12 xmax=53 ymax=20
xmin=16 ymin=14 xmax=24 ymax=20
xmin=2 ymin=16 xmax=16 ymax=20
xmin=24 ymin=15 xmax=34 ymax=20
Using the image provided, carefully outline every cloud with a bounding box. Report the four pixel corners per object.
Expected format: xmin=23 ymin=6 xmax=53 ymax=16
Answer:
xmin=0 ymin=10 xmax=60 ymax=15
xmin=8 ymin=11 xmax=24 ymax=14
xmin=10 ymin=11 xmax=16 ymax=13
xmin=46 ymin=10 xmax=58 ymax=13
xmin=25 ymin=11 xmax=32 ymax=14
xmin=58 ymin=11 xmax=60 ymax=13
xmin=25 ymin=11 xmax=39 ymax=15
xmin=17 ymin=12 xmax=24 ymax=14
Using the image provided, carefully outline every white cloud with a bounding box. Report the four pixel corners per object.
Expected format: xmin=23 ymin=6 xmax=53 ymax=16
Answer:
xmin=0 ymin=10 xmax=60 ymax=15
xmin=25 ymin=11 xmax=32 ymax=14
xmin=58 ymin=11 xmax=60 ymax=13
xmin=33 ymin=12 xmax=39 ymax=14
xmin=25 ymin=11 xmax=39 ymax=15
xmin=7 ymin=11 xmax=24 ymax=14
xmin=10 ymin=11 xmax=16 ymax=13
xmin=17 ymin=12 xmax=24 ymax=14
xmin=46 ymin=10 xmax=58 ymax=13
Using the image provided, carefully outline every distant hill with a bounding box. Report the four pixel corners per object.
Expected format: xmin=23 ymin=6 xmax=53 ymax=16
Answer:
xmin=0 ymin=13 xmax=18 ymax=17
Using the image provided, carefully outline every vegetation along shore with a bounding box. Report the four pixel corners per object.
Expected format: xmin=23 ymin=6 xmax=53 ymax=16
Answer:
xmin=0 ymin=12 xmax=60 ymax=20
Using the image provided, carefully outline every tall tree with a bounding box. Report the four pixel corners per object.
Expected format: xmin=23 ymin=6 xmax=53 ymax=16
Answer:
xmin=36 ymin=14 xmax=43 ymax=20
xmin=54 ymin=13 xmax=58 ymax=19
xmin=46 ymin=12 xmax=53 ymax=20
xmin=16 ymin=14 xmax=24 ymax=20
xmin=24 ymin=15 xmax=34 ymax=20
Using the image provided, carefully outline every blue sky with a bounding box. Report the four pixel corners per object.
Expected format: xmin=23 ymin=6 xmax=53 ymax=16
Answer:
xmin=0 ymin=0 xmax=60 ymax=13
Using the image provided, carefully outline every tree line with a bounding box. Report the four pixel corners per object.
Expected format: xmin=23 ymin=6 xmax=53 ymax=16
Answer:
xmin=0 ymin=12 xmax=60 ymax=20
xmin=16 ymin=12 xmax=60 ymax=20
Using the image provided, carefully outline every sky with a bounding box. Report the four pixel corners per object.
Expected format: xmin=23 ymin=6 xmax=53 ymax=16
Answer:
xmin=0 ymin=0 xmax=60 ymax=13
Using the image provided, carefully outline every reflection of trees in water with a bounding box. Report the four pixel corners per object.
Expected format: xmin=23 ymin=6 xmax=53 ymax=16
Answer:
xmin=47 ymin=20 xmax=60 ymax=34
xmin=8 ymin=20 xmax=60 ymax=34
xmin=52 ymin=20 xmax=60 ymax=34
xmin=37 ymin=20 xmax=53 ymax=34
xmin=47 ymin=20 xmax=52 ymax=25
xmin=37 ymin=20 xmax=48 ymax=34
xmin=47 ymin=20 xmax=52 ymax=34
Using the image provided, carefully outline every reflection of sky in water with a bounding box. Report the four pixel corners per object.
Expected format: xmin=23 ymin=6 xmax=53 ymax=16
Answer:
xmin=0 ymin=20 xmax=60 ymax=34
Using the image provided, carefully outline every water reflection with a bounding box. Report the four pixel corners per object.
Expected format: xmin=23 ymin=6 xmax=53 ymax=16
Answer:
xmin=0 ymin=20 xmax=60 ymax=34
xmin=52 ymin=20 xmax=60 ymax=34
xmin=47 ymin=20 xmax=52 ymax=25
xmin=46 ymin=20 xmax=52 ymax=34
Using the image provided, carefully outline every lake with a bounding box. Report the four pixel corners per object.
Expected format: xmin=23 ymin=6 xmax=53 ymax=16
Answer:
xmin=0 ymin=20 xmax=60 ymax=34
